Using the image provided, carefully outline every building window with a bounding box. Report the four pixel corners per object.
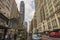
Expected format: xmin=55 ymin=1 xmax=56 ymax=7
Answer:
xmin=49 ymin=4 xmax=52 ymax=9
xmin=58 ymin=17 xmax=60 ymax=25
xmin=55 ymin=1 xmax=60 ymax=10
xmin=6 ymin=5 xmax=9 ymax=10
xmin=53 ymin=0 xmax=58 ymax=4
xmin=45 ymin=9 xmax=48 ymax=13
xmin=0 ymin=0 xmax=5 ymax=8
xmin=49 ymin=8 xmax=53 ymax=14
xmin=57 ymin=12 xmax=60 ymax=16
xmin=8 ymin=0 xmax=10 ymax=3
xmin=45 ymin=12 xmax=48 ymax=18
xmin=43 ymin=25 xmax=45 ymax=30
xmin=44 ymin=6 xmax=47 ymax=11
xmin=7 ymin=2 xmax=10 ymax=7
xmin=39 ymin=27 xmax=42 ymax=31
xmin=44 ymin=0 xmax=46 ymax=5
xmin=52 ymin=20 xmax=57 ymax=28
xmin=8 ymin=20 xmax=13 ymax=28
xmin=46 ymin=12 xmax=48 ymax=16
xmin=48 ymin=22 xmax=51 ymax=29
xmin=51 ymin=15 xmax=54 ymax=19
xmin=47 ymin=0 xmax=51 ymax=5
xmin=44 ymin=8 xmax=49 ymax=16
xmin=0 ymin=4 xmax=4 ymax=8
xmin=45 ymin=8 xmax=48 ymax=12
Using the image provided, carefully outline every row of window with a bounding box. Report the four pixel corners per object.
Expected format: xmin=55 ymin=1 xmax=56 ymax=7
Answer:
xmin=44 ymin=0 xmax=51 ymax=6
xmin=55 ymin=1 xmax=60 ymax=10
xmin=47 ymin=19 xmax=58 ymax=30
xmin=0 ymin=0 xmax=5 ymax=8
xmin=44 ymin=0 xmax=60 ymax=12
xmin=58 ymin=17 xmax=60 ymax=25
xmin=44 ymin=0 xmax=46 ymax=5
xmin=41 ymin=21 xmax=57 ymax=30
xmin=38 ymin=17 xmax=60 ymax=31
xmin=44 ymin=0 xmax=60 ymax=17
xmin=47 ymin=0 xmax=51 ymax=5
xmin=44 ymin=5 xmax=54 ymax=17
xmin=44 ymin=6 xmax=54 ymax=17
xmin=0 ymin=3 xmax=4 ymax=9
xmin=0 ymin=0 xmax=10 ymax=10
xmin=0 ymin=18 xmax=7 ymax=26
xmin=49 ymin=4 xmax=52 ymax=9
xmin=53 ymin=0 xmax=58 ymax=4
xmin=49 ymin=8 xmax=54 ymax=14
xmin=52 ymin=20 xmax=57 ymax=28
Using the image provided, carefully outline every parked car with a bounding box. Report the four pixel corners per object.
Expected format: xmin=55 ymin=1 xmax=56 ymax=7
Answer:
xmin=49 ymin=32 xmax=60 ymax=38
xmin=32 ymin=33 xmax=42 ymax=40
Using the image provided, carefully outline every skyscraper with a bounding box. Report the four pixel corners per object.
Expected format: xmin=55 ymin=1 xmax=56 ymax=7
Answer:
xmin=0 ymin=0 xmax=19 ymax=39
xmin=34 ymin=0 xmax=60 ymax=34
xmin=19 ymin=1 xmax=25 ymax=28
xmin=18 ymin=1 xmax=25 ymax=39
xmin=20 ymin=1 xmax=25 ymax=22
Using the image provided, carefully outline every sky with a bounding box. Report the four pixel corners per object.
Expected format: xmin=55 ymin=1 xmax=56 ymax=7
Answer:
xmin=15 ymin=0 xmax=35 ymax=32
xmin=15 ymin=0 xmax=35 ymax=22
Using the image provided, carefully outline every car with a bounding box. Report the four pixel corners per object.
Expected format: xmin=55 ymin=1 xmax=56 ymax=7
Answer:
xmin=37 ymin=34 xmax=42 ymax=39
xmin=49 ymin=32 xmax=60 ymax=38
xmin=32 ymin=33 xmax=42 ymax=40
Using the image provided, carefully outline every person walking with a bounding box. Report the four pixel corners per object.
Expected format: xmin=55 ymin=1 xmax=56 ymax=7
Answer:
xmin=41 ymin=35 xmax=46 ymax=40
xmin=14 ymin=33 xmax=17 ymax=40
xmin=8 ymin=32 xmax=12 ymax=40
xmin=4 ymin=34 xmax=8 ymax=40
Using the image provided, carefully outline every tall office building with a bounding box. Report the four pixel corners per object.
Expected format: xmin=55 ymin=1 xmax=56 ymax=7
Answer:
xmin=0 ymin=0 xmax=19 ymax=39
xmin=0 ymin=0 xmax=19 ymax=28
xmin=29 ymin=19 xmax=34 ymax=33
xmin=43 ymin=0 xmax=60 ymax=31
xmin=34 ymin=0 xmax=60 ymax=34
xmin=19 ymin=1 xmax=25 ymax=27
xmin=35 ymin=0 xmax=45 ymax=33
xmin=18 ymin=1 xmax=25 ymax=39
xmin=20 ymin=1 xmax=25 ymax=21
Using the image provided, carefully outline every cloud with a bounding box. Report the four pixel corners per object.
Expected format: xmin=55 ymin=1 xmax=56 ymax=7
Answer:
xmin=25 ymin=3 xmax=34 ymax=21
xmin=15 ymin=0 xmax=35 ymax=22
xmin=25 ymin=10 xmax=35 ymax=22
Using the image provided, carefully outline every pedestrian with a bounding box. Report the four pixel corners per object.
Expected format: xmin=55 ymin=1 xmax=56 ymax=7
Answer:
xmin=42 ymin=35 xmax=47 ymax=40
xmin=14 ymin=33 xmax=17 ymax=40
xmin=8 ymin=32 xmax=12 ymax=40
xmin=42 ymin=37 xmax=47 ymax=40
xmin=4 ymin=34 xmax=8 ymax=40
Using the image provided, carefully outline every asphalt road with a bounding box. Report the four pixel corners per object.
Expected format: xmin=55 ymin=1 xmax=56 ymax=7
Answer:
xmin=42 ymin=35 xmax=60 ymax=40
xmin=27 ymin=34 xmax=60 ymax=40
xmin=49 ymin=37 xmax=60 ymax=40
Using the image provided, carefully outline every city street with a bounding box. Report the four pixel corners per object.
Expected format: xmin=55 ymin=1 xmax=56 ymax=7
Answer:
xmin=0 ymin=0 xmax=60 ymax=40
xmin=27 ymin=34 xmax=60 ymax=40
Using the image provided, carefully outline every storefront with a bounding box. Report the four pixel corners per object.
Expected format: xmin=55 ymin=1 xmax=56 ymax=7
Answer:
xmin=0 ymin=29 xmax=4 ymax=40
xmin=0 ymin=13 xmax=9 ymax=40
